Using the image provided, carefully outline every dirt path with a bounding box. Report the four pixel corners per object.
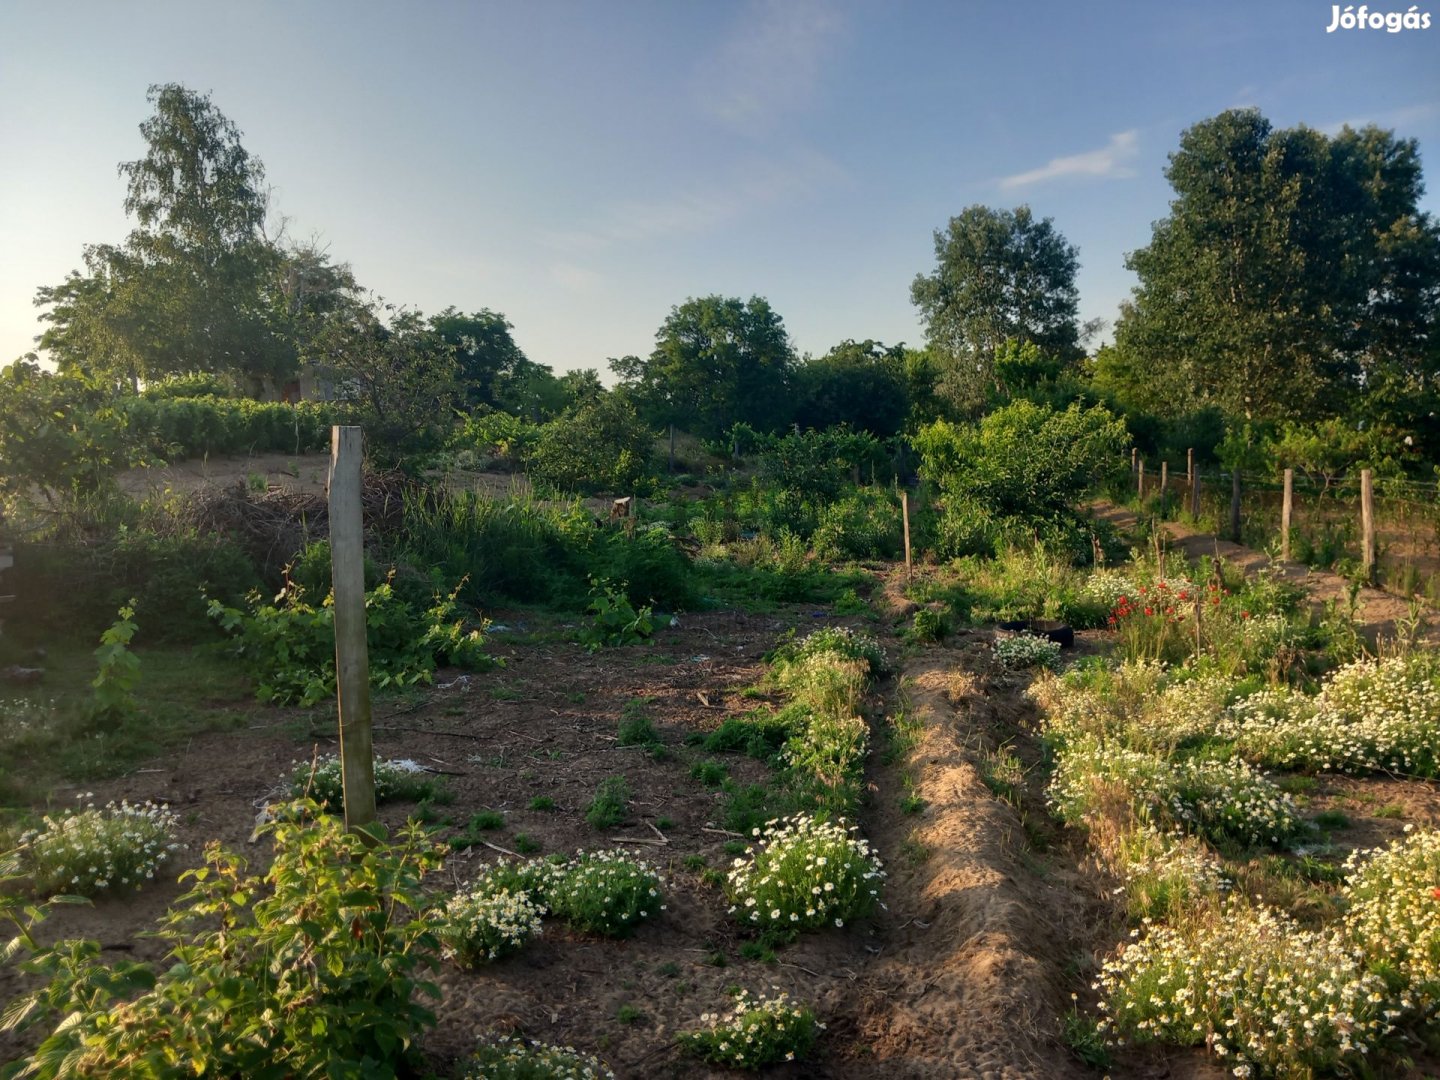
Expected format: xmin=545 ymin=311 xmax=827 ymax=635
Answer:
xmin=1091 ymin=501 xmax=1435 ymax=644
xmin=841 ymin=640 xmax=1101 ymax=1080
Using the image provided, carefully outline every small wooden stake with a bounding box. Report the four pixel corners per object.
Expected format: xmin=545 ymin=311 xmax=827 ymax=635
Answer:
xmin=901 ymin=492 xmax=912 ymax=581
xmin=1131 ymin=447 xmax=1138 ymax=473
xmin=1187 ymin=447 xmax=1194 ymax=485
xmin=1160 ymin=461 xmax=1168 ymax=501
xmin=1361 ymin=469 xmax=1376 ymax=584
xmin=329 ymin=426 xmax=375 ymax=830
xmin=1137 ymin=460 xmax=1145 ymax=500
xmin=1230 ymin=469 xmax=1242 ymax=543
xmin=1281 ymin=468 xmax=1294 ymax=562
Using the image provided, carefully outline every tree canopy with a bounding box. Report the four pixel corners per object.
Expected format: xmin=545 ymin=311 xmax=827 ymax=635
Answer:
xmin=911 ymin=205 xmax=1081 ymax=416
xmin=792 ymin=339 xmax=910 ymax=437
xmin=1113 ymin=108 xmax=1440 ymax=430
xmin=36 ymin=84 xmax=291 ymax=390
xmin=612 ymin=295 xmax=796 ymax=440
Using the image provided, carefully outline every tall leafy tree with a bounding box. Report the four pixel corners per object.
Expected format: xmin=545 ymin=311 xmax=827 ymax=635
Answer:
xmin=792 ymin=339 xmax=909 ymax=437
xmin=612 ymin=295 xmax=796 ymax=440
xmin=427 ymin=307 xmax=544 ymax=413
xmin=911 ymin=205 xmax=1081 ymax=415
xmin=35 ymin=84 xmax=289 ymax=389
xmin=1114 ymin=108 xmax=1440 ymax=427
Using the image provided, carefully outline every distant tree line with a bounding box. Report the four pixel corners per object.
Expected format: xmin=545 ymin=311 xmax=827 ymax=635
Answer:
xmin=15 ymin=87 xmax=1440 ymax=474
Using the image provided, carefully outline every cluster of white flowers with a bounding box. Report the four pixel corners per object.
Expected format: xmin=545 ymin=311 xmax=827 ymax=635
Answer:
xmin=288 ymin=754 xmax=432 ymax=806
xmin=1220 ymin=655 xmax=1440 ymax=776
xmin=437 ymin=885 xmax=545 ymax=968
xmin=992 ymin=632 xmax=1062 ymax=670
xmin=546 ymin=849 xmax=665 ymax=937
xmin=1048 ymin=737 xmax=1298 ymax=848
xmin=1343 ymin=827 xmax=1440 ymax=1010
xmin=790 ymin=626 xmax=888 ymax=675
xmin=681 ymin=989 xmax=822 ymax=1069
xmin=1095 ymin=904 xmax=1394 ymax=1075
xmin=459 ymin=1035 xmax=615 ymax=1080
xmin=1037 ymin=662 xmax=1232 ymax=752
xmin=19 ymin=794 xmax=181 ymax=897
xmin=726 ymin=814 xmax=885 ymax=937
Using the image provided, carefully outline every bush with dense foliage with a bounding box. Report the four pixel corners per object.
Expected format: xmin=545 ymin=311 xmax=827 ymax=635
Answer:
xmin=914 ymin=400 xmax=1128 ymax=559
xmin=528 ymin=393 xmax=656 ymax=495
xmin=2 ymin=803 xmax=444 ymax=1077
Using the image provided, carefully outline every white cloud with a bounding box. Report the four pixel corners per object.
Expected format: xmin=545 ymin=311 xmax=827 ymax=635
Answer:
xmin=998 ymin=130 xmax=1141 ymax=190
xmin=696 ymin=0 xmax=847 ymax=135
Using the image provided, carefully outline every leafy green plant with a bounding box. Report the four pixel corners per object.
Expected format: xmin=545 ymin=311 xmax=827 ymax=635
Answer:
xmin=3 ymin=802 xmax=444 ymax=1076
xmin=547 ymin=849 xmax=665 ymax=937
xmin=725 ymin=814 xmax=885 ymax=942
xmin=585 ymin=776 xmax=632 ymax=830
xmin=88 ymin=600 xmax=141 ymax=724
xmin=448 ymin=810 xmax=507 ymax=850
xmin=691 ymin=760 xmax=728 ymax=788
xmin=13 ymin=795 xmax=180 ymax=897
xmin=578 ymin=578 xmax=662 ymax=652
xmin=617 ymin=699 xmax=661 ymax=748
xmin=679 ymin=989 xmax=822 ymax=1070
xmin=907 ymin=606 xmax=947 ymax=644
xmin=992 ymin=632 xmax=1061 ymax=670
xmin=528 ymin=796 xmax=557 ymax=812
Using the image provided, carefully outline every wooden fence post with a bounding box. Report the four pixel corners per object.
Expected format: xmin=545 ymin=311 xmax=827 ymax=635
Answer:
xmin=1138 ymin=459 xmax=1145 ymax=501
xmin=1230 ymin=469 xmax=1242 ymax=543
xmin=1361 ymin=469 xmax=1376 ymax=584
xmin=1190 ymin=470 xmax=1201 ymax=519
xmin=1281 ymin=469 xmax=1294 ymax=562
xmin=901 ymin=492 xmax=912 ymax=581
xmin=1131 ymin=447 xmax=1138 ymax=473
xmin=1187 ymin=448 xmax=1194 ymax=485
xmin=329 ymin=426 xmax=375 ymax=830
xmin=1160 ymin=461 xmax=1168 ymax=502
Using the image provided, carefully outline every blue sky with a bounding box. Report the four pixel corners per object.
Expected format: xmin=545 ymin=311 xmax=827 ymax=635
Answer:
xmin=2 ymin=0 xmax=1437 ymax=377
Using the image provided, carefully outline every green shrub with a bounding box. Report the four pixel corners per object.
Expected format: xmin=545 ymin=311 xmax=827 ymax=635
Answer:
xmin=579 ymin=579 xmax=663 ymax=651
xmin=914 ymin=400 xmax=1127 ymax=559
xmin=812 ymin=488 xmax=902 ymax=560
xmin=529 ymin=394 xmax=656 ymax=495
xmin=705 ymin=709 xmax=797 ymax=761
xmin=691 ymin=760 xmax=728 ymax=787
xmin=209 ymin=578 xmax=497 ymax=706
xmin=121 ymin=395 xmax=336 ymax=459
xmin=3 ymin=803 xmax=444 ymax=1076
xmin=679 ymin=989 xmax=821 ymax=1070
xmin=725 ymin=814 xmax=885 ymax=942
xmin=547 ymin=850 xmax=665 ymax=937
xmin=585 ymin=776 xmax=632 ymax=830
xmin=907 ymin=607 xmax=947 ymax=643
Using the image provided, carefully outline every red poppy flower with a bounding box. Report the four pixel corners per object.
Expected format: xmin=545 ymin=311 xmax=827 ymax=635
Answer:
xmin=1144 ymin=607 xmax=1153 ymax=616
xmin=1241 ymin=611 xmax=1250 ymax=619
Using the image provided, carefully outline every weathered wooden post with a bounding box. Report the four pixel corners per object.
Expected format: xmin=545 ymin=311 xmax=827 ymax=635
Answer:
xmin=1187 ymin=448 xmax=1194 ymax=485
xmin=1137 ymin=459 xmax=1146 ymax=501
xmin=901 ymin=492 xmax=912 ymax=582
xmin=1160 ymin=461 xmax=1168 ymax=503
xmin=1131 ymin=447 xmax=1138 ymax=473
xmin=1230 ymin=469 xmax=1242 ymax=543
xmin=1190 ymin=469 xmax=1201 ymax=519
xmin=1281 ymin=469 xmax=1294 ymax=562
xmin=329 ymin=426 xmax=376 ymax=830
xmin=1361 ymin=469 xmax=1376 ymax=584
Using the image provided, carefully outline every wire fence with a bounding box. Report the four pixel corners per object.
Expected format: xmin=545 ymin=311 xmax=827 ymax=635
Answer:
xmin=1125 ymin=453 xmax=1440 ymax=606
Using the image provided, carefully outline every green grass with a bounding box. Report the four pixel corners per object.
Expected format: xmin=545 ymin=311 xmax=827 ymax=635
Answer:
xmin=528 ymin=796 xmax=557 ymax=812
xmin=585 ymin=776 xmax=632 ymax=830
xmin=0 ymin=637 xmax=252 ymax=808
